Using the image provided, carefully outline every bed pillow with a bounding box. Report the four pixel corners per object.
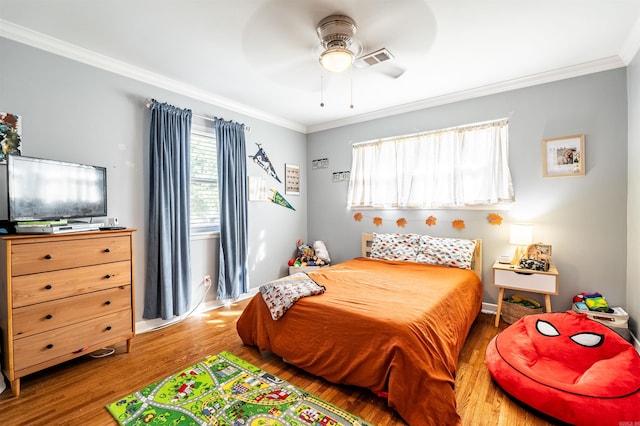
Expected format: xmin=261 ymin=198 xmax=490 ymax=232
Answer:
xmin=370 ymin=233 xmax=420 ymax=262
xmin=416 ymin=235 xmax=476 ymax=270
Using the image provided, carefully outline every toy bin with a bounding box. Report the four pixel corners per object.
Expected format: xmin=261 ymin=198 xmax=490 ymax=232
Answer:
xmin=572 ymin=304 xmax=631 ymax=342
xmin=501 ymin=298 xmax=544 ymax=324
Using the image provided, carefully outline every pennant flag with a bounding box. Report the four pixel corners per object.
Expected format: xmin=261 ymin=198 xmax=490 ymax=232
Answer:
xmin=269 ymin=189 xmax=295 ymax=210
xmin=249 ymin=143 xmax=281 ymax=183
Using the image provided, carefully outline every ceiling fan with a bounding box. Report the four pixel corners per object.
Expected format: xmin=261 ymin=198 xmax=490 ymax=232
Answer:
xmin=241 ymin=0 xmax=435 ymax=92
xmin=316 ymin=14 xmax=405 ymax=78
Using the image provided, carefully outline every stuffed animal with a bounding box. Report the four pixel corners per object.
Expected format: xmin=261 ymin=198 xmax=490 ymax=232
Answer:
xmin=292 ymin=240 xmax=326 ymax=267
xmin=313 ymin=241 xmax=331 ymax=264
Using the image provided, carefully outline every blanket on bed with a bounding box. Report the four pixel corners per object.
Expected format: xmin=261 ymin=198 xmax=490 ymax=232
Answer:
xmin=238 ymin=257 xmax=482 ymax=426
xmin=259 ymin=272 xmax=326 ymax=320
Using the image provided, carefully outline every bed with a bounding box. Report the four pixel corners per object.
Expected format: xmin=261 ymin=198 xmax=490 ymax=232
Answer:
xmin=236 ymin=233 xmax=483 ymax=425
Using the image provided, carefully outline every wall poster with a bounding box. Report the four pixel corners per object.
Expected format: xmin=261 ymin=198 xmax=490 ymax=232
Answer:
xmin=285 ymin=163 xmax=300 ymax=195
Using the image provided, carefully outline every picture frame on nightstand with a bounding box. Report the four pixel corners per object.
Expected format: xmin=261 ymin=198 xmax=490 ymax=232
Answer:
xmin=534 ymin=243 xmax=552 ymax=256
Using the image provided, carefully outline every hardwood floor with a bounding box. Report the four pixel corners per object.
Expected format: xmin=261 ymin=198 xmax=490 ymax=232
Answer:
xmin=0 ymin=299 xmax=559 ymax=425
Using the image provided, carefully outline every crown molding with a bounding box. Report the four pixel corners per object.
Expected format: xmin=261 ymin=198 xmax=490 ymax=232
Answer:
xmin=619 ymin=15 xmax=640 ymax=64
xmin=0 ymin=19 xmax=306 ymax=134
xmin=0 ymin=19 xmax=630 ymax=135
xmin=306 ymin=56 xmax=627 ymax=133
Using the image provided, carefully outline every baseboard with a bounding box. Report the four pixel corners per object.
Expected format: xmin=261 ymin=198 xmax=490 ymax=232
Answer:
xmin=481 ymin=302 xmax=497 ymax=315
xmin=632 ymin=332 xmax=640 ymax=353
xmin=136 ymin=288 xmax=259 ymax=334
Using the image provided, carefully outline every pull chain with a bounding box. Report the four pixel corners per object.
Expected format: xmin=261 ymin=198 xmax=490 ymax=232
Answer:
xmin=320 ymin=71 xmax=325 ymax=108
xmin=349 ymin=67 xmax=354 ymax=109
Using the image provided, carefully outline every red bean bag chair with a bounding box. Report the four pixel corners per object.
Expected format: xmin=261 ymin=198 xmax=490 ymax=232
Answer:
xmin=486 ymin=311 xmax=640 ymax=426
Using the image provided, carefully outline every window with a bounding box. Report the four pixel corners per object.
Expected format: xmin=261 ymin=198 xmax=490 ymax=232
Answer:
xmin=347 ymin=119 xmax=514 ymax=209
xmin=190 ymin=129 xmax=220 ymax=231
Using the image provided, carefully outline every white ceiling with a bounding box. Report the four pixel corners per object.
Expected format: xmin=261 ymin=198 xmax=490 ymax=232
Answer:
xmin=1 ymin=0 xmax=640 ymax=133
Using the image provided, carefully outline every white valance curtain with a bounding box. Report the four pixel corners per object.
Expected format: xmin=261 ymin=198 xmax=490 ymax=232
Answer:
xmin=347 ymin=119 xmax=514 ymax=209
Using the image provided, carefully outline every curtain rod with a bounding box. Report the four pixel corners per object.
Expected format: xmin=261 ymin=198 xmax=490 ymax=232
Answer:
xmin=144 ymin=98 xmax=251 ymax=132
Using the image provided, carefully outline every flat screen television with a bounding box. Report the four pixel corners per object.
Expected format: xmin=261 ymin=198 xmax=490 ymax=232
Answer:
xmin=7 ymin=155 xmax=107 ymax=222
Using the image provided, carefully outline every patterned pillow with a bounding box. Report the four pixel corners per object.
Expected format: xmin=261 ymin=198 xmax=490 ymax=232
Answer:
xmin=416 ymin=235 xmax=476 ymax=270
xmin=370 ymin=233 xmax=420 ymax=262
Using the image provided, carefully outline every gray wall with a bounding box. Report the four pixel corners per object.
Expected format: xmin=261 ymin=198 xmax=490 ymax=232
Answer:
xmin=307 ymin=69 xmax=629 ymax=313
xmin=1 ymin=35 xmax=634 ymax=332
xmin=627 ymin=52 xmax=640 ymax=336
xmin=0 ymin=37 xmax=308 ymax=324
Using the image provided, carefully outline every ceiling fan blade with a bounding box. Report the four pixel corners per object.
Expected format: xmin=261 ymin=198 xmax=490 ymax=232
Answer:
xmin=350 ymin=0 xmax=436 ymax=72
xmin=375 ymin=62 xmax=406 ymax=79
xmin=241 ymin=0 xmax=324 ymax=72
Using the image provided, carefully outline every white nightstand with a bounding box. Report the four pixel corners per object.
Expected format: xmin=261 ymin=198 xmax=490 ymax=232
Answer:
xmin=493 ymin=261 xmax=559 ymax=327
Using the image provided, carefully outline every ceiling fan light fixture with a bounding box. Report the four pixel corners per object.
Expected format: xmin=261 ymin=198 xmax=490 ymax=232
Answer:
xmin=320 ymin=47 xmax=354 ymax=73
xmin=317 ymin=14 xmax=359 ymax=73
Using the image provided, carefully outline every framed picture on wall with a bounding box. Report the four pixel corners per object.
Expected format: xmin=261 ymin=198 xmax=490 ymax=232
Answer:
xmin=285 ymin=163 xmax=300 ymax=195
xmin=0 ymin=112 xmax=22 ymax=163
xmin=542 ymin=134 xmax=585 ymax=177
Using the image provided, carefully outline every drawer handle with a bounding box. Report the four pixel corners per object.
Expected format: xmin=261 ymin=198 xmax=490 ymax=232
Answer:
xmin=105 ymin=274 xmax=112 ymax=279
xmin=45 ymin=314 xmax=53 ymax=320
xmin=104 ymin=248 xmax=111 ymax=253
xmin=46 ymin=344 xmax=54 ymax=349
xmin=45 ymin=284 xmax=53 ymax=290
xmin=44 ymin=254 xmax=52 ymax=260
xmin=105 ymin=300 xmax=111 ymax=305
xmin=106 ymin=326 xmax=112 ymax=331
xmin=514 ymin=271 xmax=534 ymax=275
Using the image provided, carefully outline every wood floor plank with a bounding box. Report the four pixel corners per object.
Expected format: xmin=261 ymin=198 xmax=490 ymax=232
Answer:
xmin=0 ymin=299 xmax=556 ymax=425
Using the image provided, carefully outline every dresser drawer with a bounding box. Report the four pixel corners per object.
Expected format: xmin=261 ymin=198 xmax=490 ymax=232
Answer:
xmin=11 ymin=261 xmax=131 ymax=308
xmin=13 ymin=285 xmax=132 ymax=338
xmin=494 ymin=268 xmax=558 ymax=294
xmin=11 ymin=236 xmax=131 ymax=276
xmin=13 ymin=309 xmax=132 ymax=372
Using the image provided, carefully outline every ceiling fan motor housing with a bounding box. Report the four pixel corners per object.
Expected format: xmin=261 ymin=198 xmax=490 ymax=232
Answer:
xmin=317 ymin=15 xmax=360 ymax=54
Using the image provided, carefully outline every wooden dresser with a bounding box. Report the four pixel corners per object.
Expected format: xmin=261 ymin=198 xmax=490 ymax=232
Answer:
xmin=0 ymin=229 xmax=135 ymax=396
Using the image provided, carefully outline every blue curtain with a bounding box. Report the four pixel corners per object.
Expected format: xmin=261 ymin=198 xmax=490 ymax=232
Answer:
xmin=215 ymin=118 xmax=248 ymax=299
xmin=143 ymin=100 xmax=192 ymax=320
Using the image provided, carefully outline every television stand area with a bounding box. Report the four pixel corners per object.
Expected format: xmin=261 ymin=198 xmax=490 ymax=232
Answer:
xmin=0 ymin=229 xmax=136 ymax=396
xmin=15 ymin=220 xmax=103 ymax=234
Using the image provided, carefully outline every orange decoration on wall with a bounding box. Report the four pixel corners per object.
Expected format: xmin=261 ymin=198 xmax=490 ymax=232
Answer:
xmin=425 ymin=216 xmax=437 ymax=227
xmin=373 ymin=217 xmax=383 ymax=227
xmin=487 ymin=213 xmax=503 ymax=225
xmin=353 ymin=212 xmax=363 ymax=222
xmin=396 ymin=218 xmax=407 ymax=228
xmin=452 ymin=219 xmax=465 ymax=230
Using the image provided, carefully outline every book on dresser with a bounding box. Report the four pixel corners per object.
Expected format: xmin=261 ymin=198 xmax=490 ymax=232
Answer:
xmin=0 ymin=229 xmax=136 ymax=397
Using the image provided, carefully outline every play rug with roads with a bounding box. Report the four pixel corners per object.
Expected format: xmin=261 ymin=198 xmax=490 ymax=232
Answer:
xmin=106 ymin=350 xmax=371 ymax=425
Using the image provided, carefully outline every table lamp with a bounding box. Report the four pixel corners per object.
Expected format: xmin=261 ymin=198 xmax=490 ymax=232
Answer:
xmin=510 ymin=223 xmax=533 ymax=265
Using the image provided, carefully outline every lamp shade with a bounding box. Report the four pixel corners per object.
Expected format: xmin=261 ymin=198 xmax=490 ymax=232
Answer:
xmin=320 ymin=48 xmax=354 ymax=73
xmin=510 ymin=224 xmax=533 ymax=246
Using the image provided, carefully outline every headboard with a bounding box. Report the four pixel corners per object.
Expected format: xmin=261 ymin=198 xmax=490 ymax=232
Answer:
xmin=361 ymin=232 xmax=483 ymax=279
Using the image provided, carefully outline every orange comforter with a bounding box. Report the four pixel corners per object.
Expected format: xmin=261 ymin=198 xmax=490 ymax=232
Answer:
xmin=236 ymin=257 xmax=482 ymax=425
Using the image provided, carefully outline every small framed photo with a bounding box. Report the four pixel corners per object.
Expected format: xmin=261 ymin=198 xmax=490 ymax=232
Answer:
xmin=525 ymin=243 xmax=552 ymax=261
xmin=284 ymin=163 xmax=300 ymax=195
xmin=542 ymin=134 xmax=585 ymax=177
xmin=534 ymin=243 xmax=552 ymax=257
